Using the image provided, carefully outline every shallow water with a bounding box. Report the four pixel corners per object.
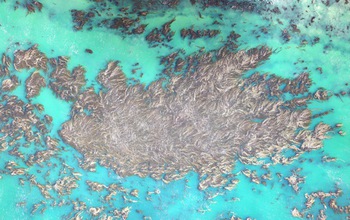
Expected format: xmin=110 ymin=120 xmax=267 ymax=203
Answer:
xmin=0 ymin=0 xmax=350 ymax=219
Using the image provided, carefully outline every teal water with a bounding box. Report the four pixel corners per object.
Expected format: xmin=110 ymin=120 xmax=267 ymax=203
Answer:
xmin=0 ymin=0 xmax=350 ymax=219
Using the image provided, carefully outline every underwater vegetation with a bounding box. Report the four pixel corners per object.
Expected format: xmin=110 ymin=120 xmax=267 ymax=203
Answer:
xmin=0 ymin=0 xmax=350 ymax=219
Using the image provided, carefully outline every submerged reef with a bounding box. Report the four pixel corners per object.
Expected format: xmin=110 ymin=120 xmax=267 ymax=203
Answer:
xmin=56 ymin=45 xmax=329 ymax=190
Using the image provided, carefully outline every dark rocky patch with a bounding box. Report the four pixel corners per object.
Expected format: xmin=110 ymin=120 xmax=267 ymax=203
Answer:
xmin=146 ymin=19 xmax=176 ymax=46
xmin=85 ymin=49 xmax=93 ymax=54
xmin=180 ymin=28 xmax=221 ymax=39
xmin=71 ymin=10 xmax=94 ymax=31
xmin=110 ymin=17 xmax=137 ymax=30
xmin=132 ymin=24 xmax=147 ymax=34
xmin=227 ymin=31 xmax=241 ymax=42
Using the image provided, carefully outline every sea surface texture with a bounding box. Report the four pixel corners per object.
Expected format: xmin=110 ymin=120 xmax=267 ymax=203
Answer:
xmin=0 ymin=0 xmax=349 ymax=219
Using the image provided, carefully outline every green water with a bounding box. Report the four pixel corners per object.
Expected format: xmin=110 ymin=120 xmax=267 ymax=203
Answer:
xmin=0 ymin=0 xmax=349 ymax=219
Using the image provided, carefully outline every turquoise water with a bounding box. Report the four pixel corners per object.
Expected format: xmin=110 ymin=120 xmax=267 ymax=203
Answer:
xmin=0 ymin=0 xmax=350 ymax=219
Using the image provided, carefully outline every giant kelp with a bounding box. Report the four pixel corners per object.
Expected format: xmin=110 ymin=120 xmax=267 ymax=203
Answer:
xmin=58 ymin=46 xmax=331 ymax=190
xmin=3 ymin=38 xmax=344 ymax=219
xmin=0 ymin=0 xmax=348 ymax=218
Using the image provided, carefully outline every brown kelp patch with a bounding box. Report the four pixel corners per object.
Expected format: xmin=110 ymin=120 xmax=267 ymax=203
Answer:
xmin=58 ymin=46 xmax=330 ymax=190
xmin=1 ymin=75 xmax=19 ymax=92
xmin=26 ymin=71 xmax=46 ymax=99
xmin=14 ymin=44 xmax=48 ymax=72
xmin=49 ymin=58 xmax=86 ymax=102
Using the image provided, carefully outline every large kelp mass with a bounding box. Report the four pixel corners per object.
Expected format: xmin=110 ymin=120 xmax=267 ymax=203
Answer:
xmin=6 ymin=42 xmax=347 ymax=219
xmin=10 ymin=42 xmax=331 ymax=190
xmin=1 ymin=0 xmax=350 ymax=219
xmin=58 ymin=45 xmax=331 ymax=190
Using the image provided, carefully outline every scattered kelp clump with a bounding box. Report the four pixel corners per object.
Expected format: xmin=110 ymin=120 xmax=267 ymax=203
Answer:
xmin=0 ymin=79 xmax=140 ymax=218
xmin=0 ymin=95 xmax=50 ymax=147
xmin=12 ymin=46 xmax=87 ymax=101
xmin=291 ymin=188 xmax=349 ymax=218
xmin=70 ymin=1 xmax=149 ymax=33
xmin=190 ymin=0 xmax=256 ymax=11
xmin=66 ymin=0 xmax=256 ymax=45
xmin=0 ymin=0 xmax=43 ymax=13
xmin=59 ymin=46 xmax=330 ymax=190
xmin=1 ymin=54 xmax=19 ymax=92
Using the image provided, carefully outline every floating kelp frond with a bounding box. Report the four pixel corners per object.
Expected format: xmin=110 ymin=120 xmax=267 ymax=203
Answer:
xmin=59 ymin=46 xmax=330 ymax=189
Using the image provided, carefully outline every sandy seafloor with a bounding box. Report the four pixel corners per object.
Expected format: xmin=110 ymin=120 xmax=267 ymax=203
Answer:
xmin=0 ymin=0 xmax=350 ymax=219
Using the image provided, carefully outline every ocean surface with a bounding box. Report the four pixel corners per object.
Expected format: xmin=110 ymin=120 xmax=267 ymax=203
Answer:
xmin=0 ymin=0 xmax=349 ymax=219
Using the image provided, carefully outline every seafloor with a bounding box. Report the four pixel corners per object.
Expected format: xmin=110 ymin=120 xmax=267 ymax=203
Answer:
xmin=0 ymin=0 xmax=350 ymax=219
